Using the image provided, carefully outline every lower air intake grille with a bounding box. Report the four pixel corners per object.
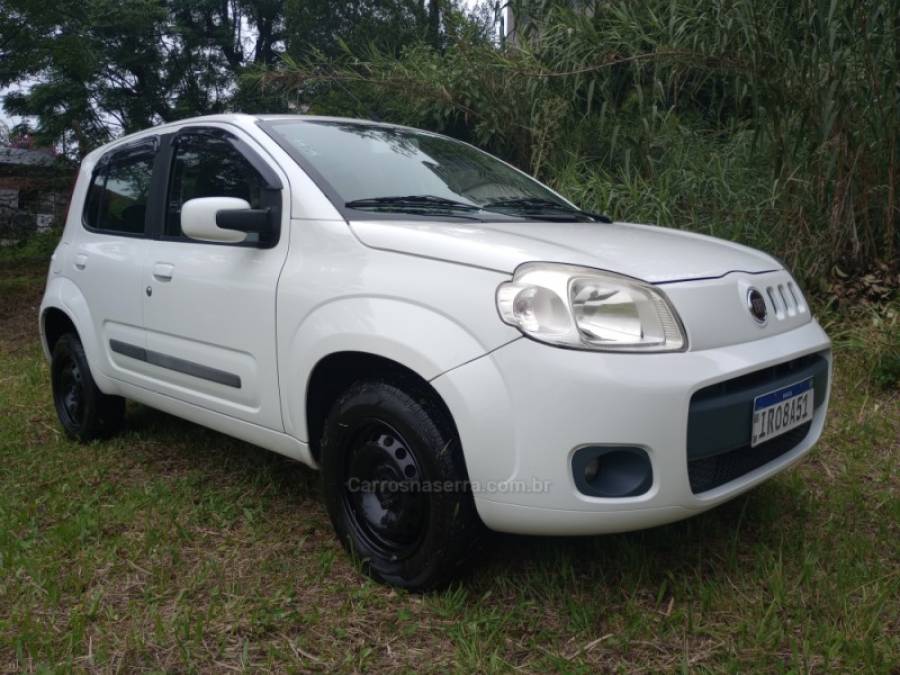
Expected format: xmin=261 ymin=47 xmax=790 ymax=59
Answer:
xmin=687 ymin=422 xmax=811 ymax=494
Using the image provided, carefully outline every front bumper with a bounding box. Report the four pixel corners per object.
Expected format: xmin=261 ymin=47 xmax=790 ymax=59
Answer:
xmin=431 ymin=320 xmax=832 ymax=535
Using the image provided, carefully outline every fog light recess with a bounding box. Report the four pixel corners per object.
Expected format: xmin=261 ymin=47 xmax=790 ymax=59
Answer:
xmin=572 ymin=446 xmax=653 ymax=498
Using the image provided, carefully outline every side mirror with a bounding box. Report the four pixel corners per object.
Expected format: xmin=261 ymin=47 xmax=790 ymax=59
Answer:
xmin=181 ymin=197 xmax=272 ymax=244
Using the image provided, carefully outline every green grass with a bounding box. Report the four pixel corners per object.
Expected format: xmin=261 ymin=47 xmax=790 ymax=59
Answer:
xmin=1 ymin=264 xmax=897 ymax=672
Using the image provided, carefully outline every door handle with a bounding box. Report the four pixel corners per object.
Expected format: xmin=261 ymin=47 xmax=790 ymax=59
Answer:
xmin=152 ymin=263 xmax=174 ymax=282
xmin=73 ymin=254 xmax=87 ymax=270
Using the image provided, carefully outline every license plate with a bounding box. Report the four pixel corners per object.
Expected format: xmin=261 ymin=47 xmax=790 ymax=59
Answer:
xmin=751 ymin=378 xmax=814 ymax=447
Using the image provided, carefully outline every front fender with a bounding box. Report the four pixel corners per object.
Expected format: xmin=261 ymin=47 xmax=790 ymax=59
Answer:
xmin=280 ymin=296 xmax=505 ymax=442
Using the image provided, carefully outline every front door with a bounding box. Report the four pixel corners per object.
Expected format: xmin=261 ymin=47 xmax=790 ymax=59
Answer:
xmin=138 ymin=126 xmax=289 ymax=431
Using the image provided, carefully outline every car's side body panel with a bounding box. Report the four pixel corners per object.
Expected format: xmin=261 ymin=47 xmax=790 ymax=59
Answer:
xmin=71 ymin=232 xmax=149 ymax=383
xmin=113 ymin=376 xmax=312 ymax=463
xmin=274 ymin=217 xmax=520 ymax=443
xmin=135 ymin=237 xmax=288 ymax=429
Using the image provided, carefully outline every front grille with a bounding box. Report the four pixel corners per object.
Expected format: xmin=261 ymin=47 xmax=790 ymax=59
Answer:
xmin=765 ymin=281 xmax=807 ymax=321
xmin=686 ymin=351 xmax=828 ymax=495
xmin=688 ymin=421 xmax=811 ymax=493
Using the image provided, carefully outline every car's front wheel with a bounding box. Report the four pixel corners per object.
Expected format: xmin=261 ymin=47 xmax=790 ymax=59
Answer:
xmin=320 ymin=379 xmax=481 ymax=591
xmin=51 ymin=333 xmax=125 ymax=442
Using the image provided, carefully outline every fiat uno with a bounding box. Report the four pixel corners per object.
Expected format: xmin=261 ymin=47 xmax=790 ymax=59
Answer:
xmin=40 ymin=115 xmax=832 ymax=589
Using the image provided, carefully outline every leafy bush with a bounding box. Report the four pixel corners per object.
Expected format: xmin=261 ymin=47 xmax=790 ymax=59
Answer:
xmin=0 ymin=228 xmax=60 ymax=264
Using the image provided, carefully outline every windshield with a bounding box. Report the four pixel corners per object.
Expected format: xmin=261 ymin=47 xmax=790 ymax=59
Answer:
xmin=261 ymin=119 xmax=575 ymax=217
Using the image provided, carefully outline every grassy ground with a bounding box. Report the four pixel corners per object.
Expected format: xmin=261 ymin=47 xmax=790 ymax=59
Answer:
xmin=0 ymin=261 xmax=897 ymax=672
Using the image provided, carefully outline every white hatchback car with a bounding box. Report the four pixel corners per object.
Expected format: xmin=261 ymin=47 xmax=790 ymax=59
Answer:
xmin=41 ymin=114 xmax=832 ymax=589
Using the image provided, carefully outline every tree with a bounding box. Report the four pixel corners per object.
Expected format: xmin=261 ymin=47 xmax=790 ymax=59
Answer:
xmin=0 ymin=0 xmax=463 ymax=156
xmin=0 ymin=0 xmax=286 ymax=157
xmin=283 ymin=0 xmax=445 ymax=63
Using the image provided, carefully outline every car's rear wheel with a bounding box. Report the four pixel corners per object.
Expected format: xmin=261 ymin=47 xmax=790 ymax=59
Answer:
xmin=320 ymin=379 xmax=481 ymax=591
xmin=51 ymin=333 xmax=125 ymax=442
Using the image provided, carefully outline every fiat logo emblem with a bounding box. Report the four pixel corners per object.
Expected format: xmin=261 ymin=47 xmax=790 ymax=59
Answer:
xmin=747 ymin=288 xmax=768 ymax=324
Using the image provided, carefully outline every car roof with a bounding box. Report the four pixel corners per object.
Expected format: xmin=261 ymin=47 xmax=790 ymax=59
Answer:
xmin=83 ymin=114 xmax=425 ymax=163
xmin=255 ymin=114 xmax=411 ymax=129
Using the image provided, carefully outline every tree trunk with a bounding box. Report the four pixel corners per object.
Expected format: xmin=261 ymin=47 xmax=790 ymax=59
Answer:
xmin=428 ymin=0 xmax=441 ymax=48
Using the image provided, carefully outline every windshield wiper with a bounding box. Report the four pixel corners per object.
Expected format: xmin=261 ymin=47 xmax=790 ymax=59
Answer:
xmin=345 ymin=194 xmax=612 ymax=223
xmin=345 ymin=195 xmax=482 ymax=211
xmin=483 ymin=197 xmax=611 ymax=223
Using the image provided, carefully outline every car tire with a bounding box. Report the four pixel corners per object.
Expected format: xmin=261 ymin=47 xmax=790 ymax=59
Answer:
xmin=320 ymin=379 xmax=481 ymax=591
xmin=51 ymin=333 xmax=125 ymax=442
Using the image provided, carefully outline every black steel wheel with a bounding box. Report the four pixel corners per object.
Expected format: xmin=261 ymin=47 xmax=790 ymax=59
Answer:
xmin=342 ymin=420 xmax=428 ymax=559
xmin=51 ymin=333 xmax=124 ymax=442
xmin=321 ymin=379 xmax=481 ymax=591
xmin=56 ymin=348 xmax=85 ymax=428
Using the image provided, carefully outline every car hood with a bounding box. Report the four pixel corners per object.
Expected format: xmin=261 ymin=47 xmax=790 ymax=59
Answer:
xmin=348 ymin=219 xmax=781 ymax=283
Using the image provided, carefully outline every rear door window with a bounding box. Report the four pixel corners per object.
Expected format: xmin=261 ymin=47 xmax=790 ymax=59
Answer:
xmin=83 ymin=141 xmax=157 ymax=235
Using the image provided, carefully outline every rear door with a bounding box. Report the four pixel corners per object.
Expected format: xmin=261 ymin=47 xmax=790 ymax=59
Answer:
xmin=73 ymin=138 xmax=156 ymax=385
xmin=136 ymin=125 xmax=289 ymax=430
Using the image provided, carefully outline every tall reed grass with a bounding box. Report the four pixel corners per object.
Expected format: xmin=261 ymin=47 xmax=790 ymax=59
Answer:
xmin=261 ymin=0 xmax=899 ymax=282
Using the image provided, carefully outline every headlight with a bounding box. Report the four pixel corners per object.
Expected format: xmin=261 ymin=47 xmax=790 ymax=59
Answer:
xmin=496 ymin=263 xmax=687 ymax=352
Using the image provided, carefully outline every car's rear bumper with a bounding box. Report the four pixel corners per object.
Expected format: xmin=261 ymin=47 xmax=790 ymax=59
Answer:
xmin=431 ymin=320 xmax=832 ymax=535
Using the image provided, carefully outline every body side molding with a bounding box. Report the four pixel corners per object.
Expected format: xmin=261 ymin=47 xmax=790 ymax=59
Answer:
xmin=109 ymin=339 xmax=242 ymax=389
